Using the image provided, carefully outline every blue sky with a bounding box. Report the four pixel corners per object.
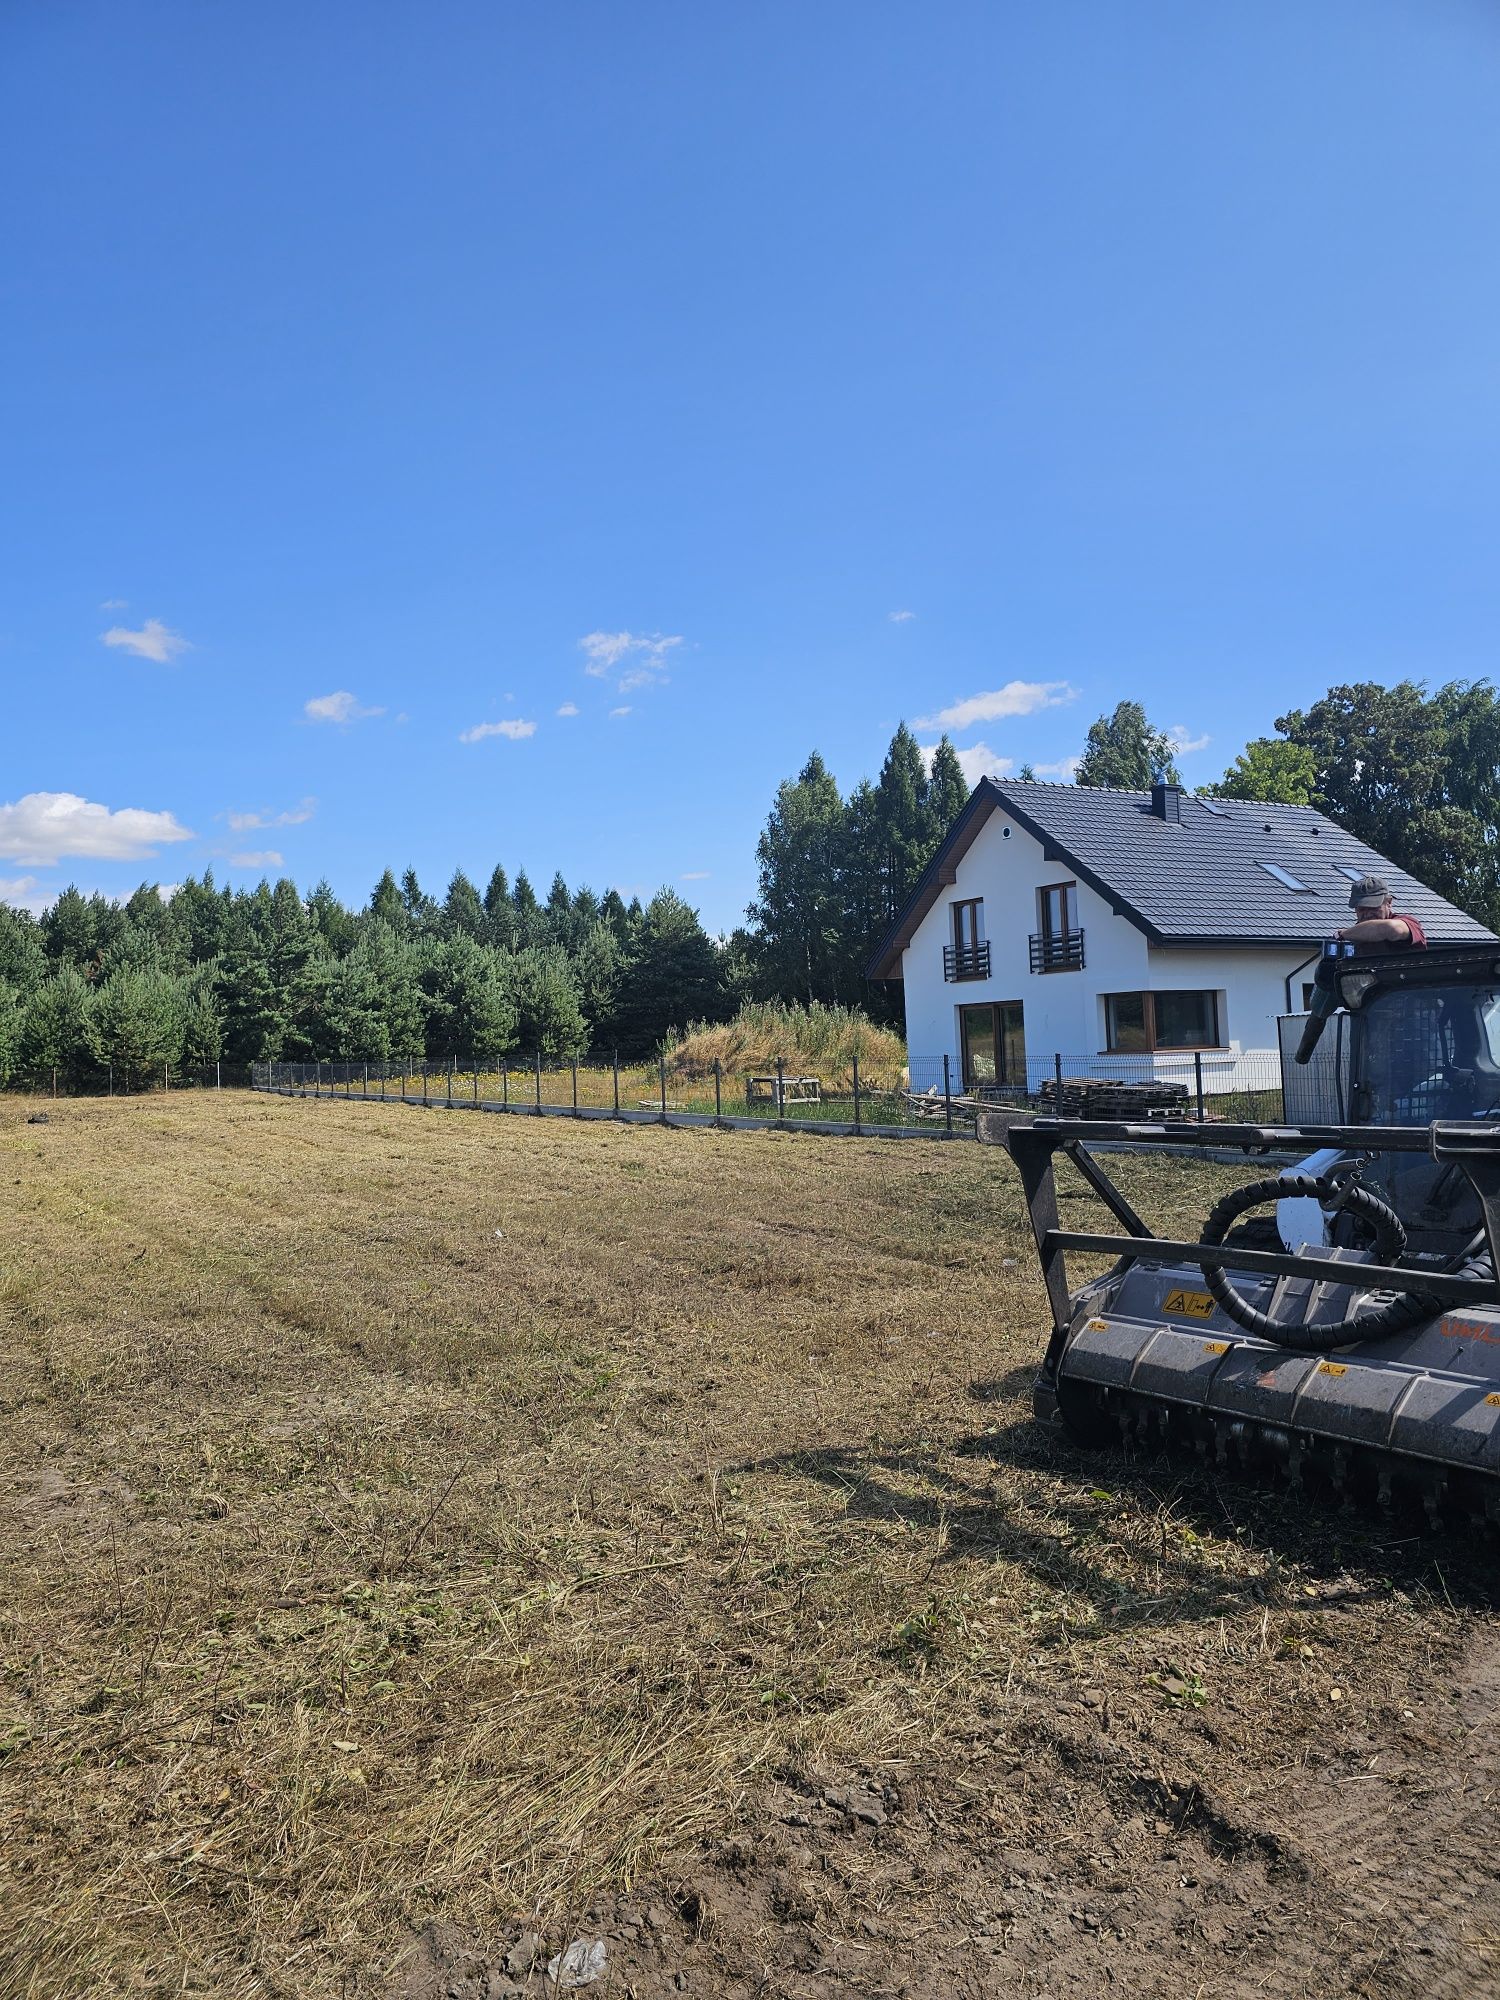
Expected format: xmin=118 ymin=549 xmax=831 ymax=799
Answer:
xmin=5 ymin=1 xmax=1500 ymax=933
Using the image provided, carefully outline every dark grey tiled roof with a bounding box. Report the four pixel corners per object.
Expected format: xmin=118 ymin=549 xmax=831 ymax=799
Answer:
xmin=867 ymin=778 xmax=1496 ymax=977
xmin=993 ymin=781 xmax=1497 ymax=946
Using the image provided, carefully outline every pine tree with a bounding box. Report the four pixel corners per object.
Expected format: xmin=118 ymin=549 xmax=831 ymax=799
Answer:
xmin=420 ymin=934 xmax=517 ymax=1062
xmin=924 ymin=736 xmax=970 ymax=843
xmin=571 ymin=920 xmax=623 ymax=1043
xmin=874 ymin=723 xmax=931 ymax=923
xmin=443 ymin=869 xmax=487 ymax=940
xmin=512 ymin=870 xmax=543 ymax=948
xmin=0 ymin=981 xmax=20 ymax=1085
xmin=369 ymin=869 xmax=406 ymax=932
xmin=509 ymin=947 xmax=587 ymax=1059
xmin=400 ymin=867 xmax=438 ymax=936
xmin=747 ymin=753 xmax=849 ymax=1004
xmin=482 ymin=866 xmax=514 ymax=948
xmin=612 ymin=889 xmax=724 ymax=1054
xmin=0 ymin=905 xmax=47 ymax=996
xmin=306 ymin=879 xmax=358 ymax=955
xmin=87 ymin=965 xmax=184 ymax=1089
xmin=19 ymin=967 xmax=96 ymax=1086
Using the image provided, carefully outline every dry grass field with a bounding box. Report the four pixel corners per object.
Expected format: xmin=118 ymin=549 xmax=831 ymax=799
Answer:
xmin=2 ymin=1092 xmax=1497 ymax=2000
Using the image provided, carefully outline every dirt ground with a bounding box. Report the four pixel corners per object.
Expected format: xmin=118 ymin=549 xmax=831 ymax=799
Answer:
xmin=1 ymin=1092 xmax=1496 ymax=2000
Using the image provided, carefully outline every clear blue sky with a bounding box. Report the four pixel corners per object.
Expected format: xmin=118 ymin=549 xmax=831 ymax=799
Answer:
xmin=5 ymin=1 xmax=1499 ymax=933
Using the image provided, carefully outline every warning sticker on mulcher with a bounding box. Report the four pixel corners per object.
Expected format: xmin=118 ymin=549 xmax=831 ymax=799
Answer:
xmin=1163 ymin=1288 xmax=1215 ymax=1319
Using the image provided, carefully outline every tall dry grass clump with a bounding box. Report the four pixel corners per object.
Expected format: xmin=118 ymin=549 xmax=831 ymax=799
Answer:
xmin=663 ymin=1000 xmax=906 ymax=1086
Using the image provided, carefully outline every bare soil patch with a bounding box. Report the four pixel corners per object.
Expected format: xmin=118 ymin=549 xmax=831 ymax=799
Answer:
xmin=0 ymin=1093 xmax=1494 ymax=1999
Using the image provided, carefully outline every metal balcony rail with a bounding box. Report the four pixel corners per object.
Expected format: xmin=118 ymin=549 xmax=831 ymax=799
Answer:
xmin=942 ymin=941 xmax=991 ymax=982
xmin=1029 ymin=929 xmax=1085 ymax=974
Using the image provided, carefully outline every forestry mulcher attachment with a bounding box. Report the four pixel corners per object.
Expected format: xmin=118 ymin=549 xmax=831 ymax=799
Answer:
xmin=1007 ymin=943 xmax=1500 ymax=1525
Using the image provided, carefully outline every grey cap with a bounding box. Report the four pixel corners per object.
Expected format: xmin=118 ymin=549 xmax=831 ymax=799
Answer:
xmin=1348 ymin=873 xmax=1392 ymax=910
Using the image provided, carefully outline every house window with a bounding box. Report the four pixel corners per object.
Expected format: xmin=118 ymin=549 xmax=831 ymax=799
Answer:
xmin=1038 ymin=882 xmax=1077 ymax=942
xmin=1104 ymin=990 xmax=1221 ymax=1052
xmin=952 ymin=899 xmax=984 ymax=951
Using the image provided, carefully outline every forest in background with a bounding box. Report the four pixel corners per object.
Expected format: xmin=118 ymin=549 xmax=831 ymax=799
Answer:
xmin=2 ymin=678 xmax=1498 ymax=1087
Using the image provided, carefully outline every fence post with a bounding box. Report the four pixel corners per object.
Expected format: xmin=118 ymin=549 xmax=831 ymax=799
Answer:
xmin=381 ymin=1061 xmax=387 ymax=1101
xmin=852 ymin=1051 xmax=861 ymax=1136
xmin=473 ymin=1061 xmax=478 ymax=1105
xmin=216 ymin=1060 xmax=221 ymax=1091
xmin=164 ymin=1060 xmax=170 ymax=1094
xmin=714 ymin=1058 xmax=722 ymax=1127
xmin=613 ymin=1048 xmax=620 ymax=1117
xmin=1194 ymin=1050 xmax=1205 ymax=1124
xmin=1054 ymin=1051 xmax=1064 ymax=1110
xmin=502 ymin=1058 xmax=509 ymax=1109
xmin=535 ymin=1050 xmax=542 ymax=1115
xmin=51 ymin=1066 xmax=57 ymax=1099
xmin=943 ymin=1052 xmax=953 ymax=1137
xmin=315 ymin=1062 xmax=320 ymax=1100
xmin=447 ymin=1054 xmax=454 ymax=1107
xmin=776 ymin=1055 xmax=786 ymax=1127
xmin=659 ymin=1054 xmax=668 ymax=1124
xmin=423 ymin=1062 xmax=429 ymax=1108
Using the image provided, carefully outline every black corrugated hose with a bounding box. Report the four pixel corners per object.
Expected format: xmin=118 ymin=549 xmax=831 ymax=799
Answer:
xmin=1198 ymin=1172 xmax=1446 ymax=1352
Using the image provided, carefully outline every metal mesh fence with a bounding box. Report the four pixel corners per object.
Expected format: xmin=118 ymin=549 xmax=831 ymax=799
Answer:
xmin=12 ymin=1061 xmax=253 ymax=1098
xmin=255 ymin=1036 xmax=1301 ymax=1135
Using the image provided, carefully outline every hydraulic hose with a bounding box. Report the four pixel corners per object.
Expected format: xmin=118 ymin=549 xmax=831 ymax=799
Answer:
xmin=1197 ymin=1172 xmax=1443 ymax=1352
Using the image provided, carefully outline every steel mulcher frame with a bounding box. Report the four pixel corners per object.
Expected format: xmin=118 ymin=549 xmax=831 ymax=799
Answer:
xmin=1007 ymin=1116 xmax=1500 ymax=1522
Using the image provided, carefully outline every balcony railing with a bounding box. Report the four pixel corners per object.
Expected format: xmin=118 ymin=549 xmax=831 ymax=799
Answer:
xmin=943 ymin=941 xmax=991 ymax=983
xmin=1029 ymin=929 xmax=1085 ymax=974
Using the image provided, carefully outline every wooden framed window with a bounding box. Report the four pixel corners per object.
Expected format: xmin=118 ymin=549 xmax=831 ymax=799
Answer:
xmin=1038 ymin=882 xmax=1078 ymax=940
xmin=952 ymin=899 xmax=984 ymax=951
xmin=1104 ymin=990 xmax=1221 ymax=1052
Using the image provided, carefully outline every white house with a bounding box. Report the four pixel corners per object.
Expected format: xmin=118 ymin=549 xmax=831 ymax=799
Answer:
xmin=867 ymin=777 xmax=1494 ymax=1095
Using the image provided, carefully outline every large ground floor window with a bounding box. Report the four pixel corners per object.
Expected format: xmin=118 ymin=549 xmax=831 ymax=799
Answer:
xmin=960 ymin=1001 xmax=1026 ymax=1090
xmin=1104 ymin=990 xmax=1222 ymax=1052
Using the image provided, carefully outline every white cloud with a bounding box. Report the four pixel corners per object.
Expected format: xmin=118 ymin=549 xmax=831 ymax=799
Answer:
xmin=304 ymin=690 xmax=385 ymax=724
xmin=225 ymin=796 xmax=316 ymax=832
xmin=609 ymin=705 xmax=632 ymax=718
xmin=228 ymin=849 xmax=283 ymax=870
xmin=1166 ymin=726 xmax=1211 ymax=755
xmin=1030 ymin=755 xmax=1080 ymax=780
xmin=99 ymin=598 xmax=128 ymax=611
xmin=459 ymin=718 xmax=537 ymax=743
xmin=921 ymin=741 xmax=1016 ymax=788
xmin=0 ymin=874 xmax=47 ymax=915
xmin=556 ymin=701 xmax=579 ymax=717
xmin=915 ymin=680 xmax=1076 ymax=731
xmin=888 ymin=609 xmax=915 ymax=623
xmin=0 ymin=791 xmax=194 ymax=865
xmin=580 ymin=630 xmax=683 ymax=692
xmin=101 ymin=617 xmax=191 ymax=665
xmin=680 ymin=870 xmax=711 ymax=881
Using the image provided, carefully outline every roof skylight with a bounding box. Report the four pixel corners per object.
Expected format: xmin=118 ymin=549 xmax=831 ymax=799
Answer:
xmin=1195 ymin=796 xmax=1225 ymax=816
xmin=1258 ymin=861 xmax=1312 ymax=892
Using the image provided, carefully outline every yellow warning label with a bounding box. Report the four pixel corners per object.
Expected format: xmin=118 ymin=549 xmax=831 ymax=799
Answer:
xmin=1087 ymin=1318 xmax=1109 ymax=1332
xmin=1202 ymin=1340 xmax=1230 ymax=1355
xmin=1164 ymin=1288 xmax=1215 ymax=1319
xmin=1318 ymin=1361 xmax=1348 ymax=1376
xmin=1485 ymin=1393 xmax=1500 ymax=1408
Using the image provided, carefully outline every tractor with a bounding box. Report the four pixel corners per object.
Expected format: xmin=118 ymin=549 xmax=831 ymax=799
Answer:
xmin=1005 ymin=942 xmax=1500 ymax=1526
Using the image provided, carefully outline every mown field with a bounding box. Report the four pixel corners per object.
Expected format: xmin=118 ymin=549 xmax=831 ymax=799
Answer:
xmin=1 ymin=1093 xmax=1496 ymax=2000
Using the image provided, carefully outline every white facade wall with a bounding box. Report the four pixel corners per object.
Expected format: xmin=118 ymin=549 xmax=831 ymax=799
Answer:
xmin=898 ymin=805 xmax=1316 ymax=1090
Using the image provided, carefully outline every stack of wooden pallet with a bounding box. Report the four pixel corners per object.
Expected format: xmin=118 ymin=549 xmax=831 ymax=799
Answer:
xmin=1037 ymin=1077 xmax=1191 ymax=1119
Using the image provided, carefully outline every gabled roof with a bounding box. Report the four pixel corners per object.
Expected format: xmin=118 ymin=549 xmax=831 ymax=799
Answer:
xmin=866 ymin=778 xmax=1497 ymax=980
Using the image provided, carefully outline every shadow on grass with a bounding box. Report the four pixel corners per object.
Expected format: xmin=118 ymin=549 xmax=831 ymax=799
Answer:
xmin=745 ymin=1390 xmax=1500 ymax=1632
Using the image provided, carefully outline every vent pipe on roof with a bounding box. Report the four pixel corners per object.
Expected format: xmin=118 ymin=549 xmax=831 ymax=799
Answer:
xmin=1149 ymin=776 xmax=1183 ymax=823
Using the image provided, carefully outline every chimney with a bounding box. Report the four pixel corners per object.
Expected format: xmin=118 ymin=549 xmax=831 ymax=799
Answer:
xmin=1149 ymin=775 xmax=1182 ymax=823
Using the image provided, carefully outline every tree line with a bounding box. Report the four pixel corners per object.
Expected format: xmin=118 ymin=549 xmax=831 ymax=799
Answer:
xmin=3 ymin=677 xmax=1497 ymax=1086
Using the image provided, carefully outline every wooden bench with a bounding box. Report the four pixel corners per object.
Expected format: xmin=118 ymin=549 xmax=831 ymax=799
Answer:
xmin=747 ymin=1074 xmax=821 ymax=1109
